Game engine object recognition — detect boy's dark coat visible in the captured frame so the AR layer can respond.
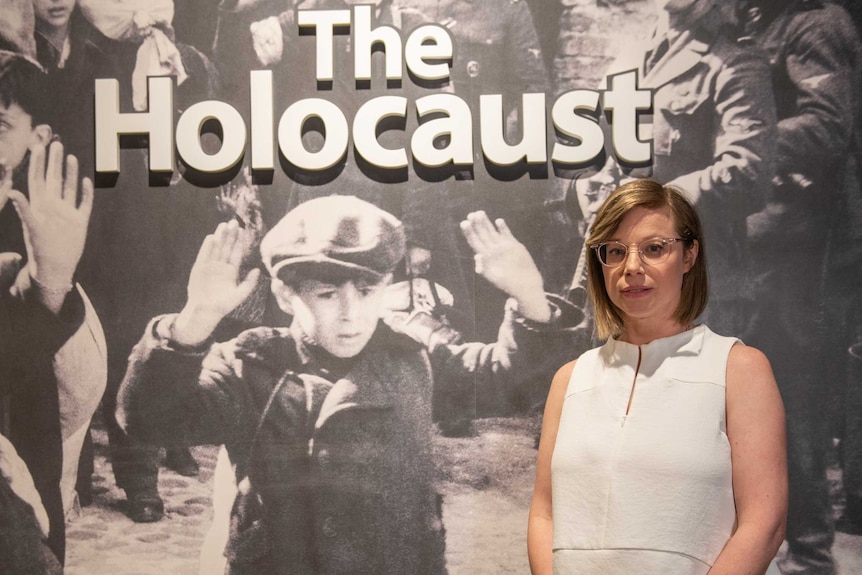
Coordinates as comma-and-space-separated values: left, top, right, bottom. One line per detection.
119, 306, 556, 575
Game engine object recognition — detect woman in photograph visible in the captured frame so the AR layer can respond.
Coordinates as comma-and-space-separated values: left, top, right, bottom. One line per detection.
528, 179, 787, 575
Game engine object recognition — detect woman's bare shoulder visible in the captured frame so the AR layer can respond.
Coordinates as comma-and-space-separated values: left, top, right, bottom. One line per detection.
726, 342, 781, 403
544, 359, 577, 413
727, 342, 775, 383
553, 359, 577, 382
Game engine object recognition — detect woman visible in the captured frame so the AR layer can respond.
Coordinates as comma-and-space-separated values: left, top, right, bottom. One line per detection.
528, 180, 787, 575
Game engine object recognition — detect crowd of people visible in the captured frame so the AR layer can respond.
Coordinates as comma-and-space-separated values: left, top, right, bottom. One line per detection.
0, 0, 860, 574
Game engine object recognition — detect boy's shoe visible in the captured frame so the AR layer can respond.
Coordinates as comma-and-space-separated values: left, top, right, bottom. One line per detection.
164, 447, 200, 477
438, 418, 475, 438
125, 489, 164, 523
836, 494, 862, 535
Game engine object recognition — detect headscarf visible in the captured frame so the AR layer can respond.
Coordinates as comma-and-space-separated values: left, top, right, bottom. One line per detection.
0, 0, 38, 63
78, 0, 187, 110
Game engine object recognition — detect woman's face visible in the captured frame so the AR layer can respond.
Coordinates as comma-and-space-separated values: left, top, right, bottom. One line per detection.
33, 0, 75, 31
601, 206, 697, 332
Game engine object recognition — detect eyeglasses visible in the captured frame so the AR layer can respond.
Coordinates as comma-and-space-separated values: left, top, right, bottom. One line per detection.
593, 238, 687, 267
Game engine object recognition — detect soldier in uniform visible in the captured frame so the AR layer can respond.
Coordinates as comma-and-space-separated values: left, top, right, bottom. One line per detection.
524, 0, 562, 76
400, 0, 551, 344
422, 0, 549, 118
740, 1, 861, 573
577, 0, 777, 338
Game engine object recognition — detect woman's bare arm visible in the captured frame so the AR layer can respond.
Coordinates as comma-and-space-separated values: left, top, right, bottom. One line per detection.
528, 360, 576, 575
708, 344, 787, 575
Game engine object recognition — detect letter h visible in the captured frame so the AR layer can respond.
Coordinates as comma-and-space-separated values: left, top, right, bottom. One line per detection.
95, 77, 174, 173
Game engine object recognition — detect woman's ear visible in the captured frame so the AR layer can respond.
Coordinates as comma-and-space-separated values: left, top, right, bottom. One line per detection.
683, 239, 699, 272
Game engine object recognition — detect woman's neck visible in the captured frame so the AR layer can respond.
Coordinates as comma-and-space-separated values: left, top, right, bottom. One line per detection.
37, 22, 70, 53
618, 318, 693, 346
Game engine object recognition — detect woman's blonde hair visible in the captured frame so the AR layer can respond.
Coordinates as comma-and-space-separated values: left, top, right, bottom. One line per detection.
586, 179, 707, 339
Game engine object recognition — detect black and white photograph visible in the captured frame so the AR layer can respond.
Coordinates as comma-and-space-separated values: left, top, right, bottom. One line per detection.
1, 0, 861, 573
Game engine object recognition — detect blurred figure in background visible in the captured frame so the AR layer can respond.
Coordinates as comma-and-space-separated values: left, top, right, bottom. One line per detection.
573, 0, 777, 338
30, 0, 221, 523
739, 1, 861, 573
0, 44, 105, 566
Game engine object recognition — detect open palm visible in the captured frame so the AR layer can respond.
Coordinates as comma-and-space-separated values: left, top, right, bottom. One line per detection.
172, 220, 261, 347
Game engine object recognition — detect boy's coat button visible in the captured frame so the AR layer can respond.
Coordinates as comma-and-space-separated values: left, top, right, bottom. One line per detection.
322, 516, 337, 538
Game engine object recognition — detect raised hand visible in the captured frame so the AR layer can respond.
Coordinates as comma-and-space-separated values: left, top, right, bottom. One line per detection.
171, 220, 262, 347
6, 141, 93, 302
460, 211, 551, 323
573, 158, 618, 227
217, 167, 267, 272
250, 16, 284, 66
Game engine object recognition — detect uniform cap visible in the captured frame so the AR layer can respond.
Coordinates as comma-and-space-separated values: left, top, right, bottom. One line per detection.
261, 195, 406, 283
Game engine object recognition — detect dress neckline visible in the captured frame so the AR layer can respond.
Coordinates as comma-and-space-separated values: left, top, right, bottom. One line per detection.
612, 324, 704, 349
606, 325, 707, 372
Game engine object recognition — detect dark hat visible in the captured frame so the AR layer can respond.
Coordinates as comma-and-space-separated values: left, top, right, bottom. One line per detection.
261, 195, 406, 283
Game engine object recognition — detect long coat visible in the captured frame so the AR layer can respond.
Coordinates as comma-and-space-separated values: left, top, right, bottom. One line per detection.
1, 183, 107, 564
604, 24, 777, 331
0, 258, 105, 564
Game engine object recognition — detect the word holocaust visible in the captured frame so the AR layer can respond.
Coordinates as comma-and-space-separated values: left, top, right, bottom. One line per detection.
94, 6, 653, 178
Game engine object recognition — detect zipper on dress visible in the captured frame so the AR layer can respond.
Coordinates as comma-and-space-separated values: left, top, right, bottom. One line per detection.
621, 346, 642, 427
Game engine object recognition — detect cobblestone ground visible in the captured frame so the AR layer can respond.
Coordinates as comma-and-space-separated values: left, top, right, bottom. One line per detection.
65, 427, 218, 575
64, 420, 541, 575
63, 420, 862, 575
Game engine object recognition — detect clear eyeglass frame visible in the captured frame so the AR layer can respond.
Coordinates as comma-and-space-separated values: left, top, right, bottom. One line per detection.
592, 237, 687, 267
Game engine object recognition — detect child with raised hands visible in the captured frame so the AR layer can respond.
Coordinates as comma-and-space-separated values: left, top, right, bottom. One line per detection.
118, 195, 567, 575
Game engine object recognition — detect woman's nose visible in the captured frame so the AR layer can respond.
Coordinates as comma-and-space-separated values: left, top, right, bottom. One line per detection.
623, 247, 643, 273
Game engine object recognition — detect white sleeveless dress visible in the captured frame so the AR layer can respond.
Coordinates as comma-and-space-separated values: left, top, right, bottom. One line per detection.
551, 325, 779, 574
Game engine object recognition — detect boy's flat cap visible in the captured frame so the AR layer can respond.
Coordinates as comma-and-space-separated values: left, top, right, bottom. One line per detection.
261, 195, 406, 282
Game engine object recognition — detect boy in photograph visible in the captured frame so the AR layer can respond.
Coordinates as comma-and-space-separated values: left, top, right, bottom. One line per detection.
118, 195, 565, 574
0, 50, 106, 566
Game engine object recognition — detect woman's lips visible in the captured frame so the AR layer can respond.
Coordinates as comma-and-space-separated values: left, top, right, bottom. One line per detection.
621, 286, 652, 298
